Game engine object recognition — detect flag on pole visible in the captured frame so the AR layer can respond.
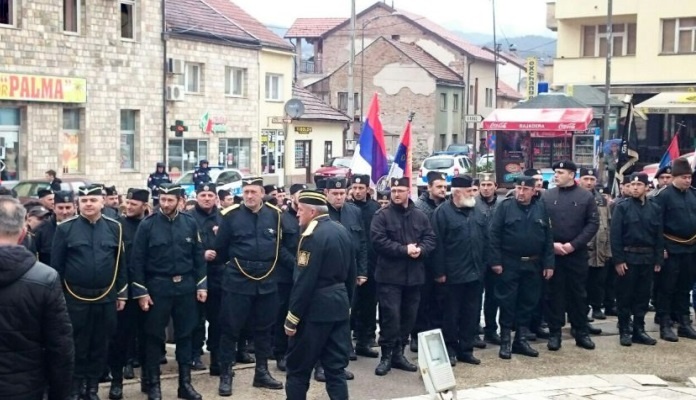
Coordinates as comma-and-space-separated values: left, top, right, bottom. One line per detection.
658, 133, 680, 169
614, 101, 640, 195
388, 116, 413, 180
350, 93, 389, 186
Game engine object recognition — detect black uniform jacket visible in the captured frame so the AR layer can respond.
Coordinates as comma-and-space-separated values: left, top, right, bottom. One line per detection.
189, 204, 224, 289
118, 214, 143, 299
414, 192, 443, 219
489, 197, 555, 270
350, 196, 381, 276
130, 210, 206, 298
34, 215, 57, 265
653, 184, 696, 254
51, 214, 127, 303
542, 183, 599, 251
431, 200, 489, 283
611, 197, 664, 265
147, 171, 171, 199
328, 202, 368, 278
277, 206, 301, 284
284, 215, 357, 332
371, 200, 437, 286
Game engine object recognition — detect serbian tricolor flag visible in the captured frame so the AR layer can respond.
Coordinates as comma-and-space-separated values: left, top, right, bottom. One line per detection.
350, 93, 389, 185
388, 118, 412, 180
658, 134, 680, 169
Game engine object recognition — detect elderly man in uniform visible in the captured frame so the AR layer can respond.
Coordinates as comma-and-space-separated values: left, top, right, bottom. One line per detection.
431, 176, 488, 366
371, 177, 436, 376
51, 184, 127, 400
542, 160, 599, 351
284, 190, 357, 400
611, 172, 663, 347
130, 183, 207, 400
489, 176, 554, 359
652, 158, 696, 341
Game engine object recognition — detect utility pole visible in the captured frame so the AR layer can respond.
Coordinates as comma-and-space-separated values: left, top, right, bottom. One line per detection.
492, 0, 498, 109
347, 0, 356, 143
600, 0, 613, 183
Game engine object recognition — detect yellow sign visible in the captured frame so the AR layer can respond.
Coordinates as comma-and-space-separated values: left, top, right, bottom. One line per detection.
0, 73, 87, 103
526, 57, 538, 100
294, 126, 312, 134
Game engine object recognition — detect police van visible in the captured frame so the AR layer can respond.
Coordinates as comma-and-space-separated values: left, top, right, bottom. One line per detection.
176, 167, 244, 199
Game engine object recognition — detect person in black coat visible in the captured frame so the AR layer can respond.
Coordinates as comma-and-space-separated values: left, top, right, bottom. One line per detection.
0, 197, 74, 400
45, 169, 63, 191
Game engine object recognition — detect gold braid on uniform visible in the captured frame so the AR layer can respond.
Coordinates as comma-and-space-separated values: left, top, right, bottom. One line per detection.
663, 232, 696, 245
233, 203, 282, 281
64, 221, 123, 302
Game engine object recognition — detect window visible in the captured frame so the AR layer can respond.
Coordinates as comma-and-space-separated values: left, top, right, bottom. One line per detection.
120, 110, 138, 169
0, 0, 14, 26
337, 92, 360, 112
582, 23, 637, 57
219, 138, 251, 174
62, 109, 82, 173
225, 67, 246, 97
485, 88, 493, 108
453, 94, 459, 112
662, 18, 696, 54
324, 141, 333, 165
265, 74, 283, 101
63, 0, 79, 33
216, 170, 242, 185
469, 85, 474, 105
168, 139, 209, 178
120, 0, 135, 40
185, 63, 201, 93
440, 93, 448, 110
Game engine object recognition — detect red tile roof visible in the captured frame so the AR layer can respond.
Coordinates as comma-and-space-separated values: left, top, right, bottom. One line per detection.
285, 18, 346, 39
166, 0, 258, 44
388, 40, 462, 83
292, 85, 350, 122
498, 81, 524, 100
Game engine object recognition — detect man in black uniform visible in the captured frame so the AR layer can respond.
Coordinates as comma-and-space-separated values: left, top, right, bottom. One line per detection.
542, 160, 599, 351
92, 184, 120, 219
130, 183, 207, 400
193, 160, 212, 187
214, 177, 289, 396
105, 186, 120, 210
218, 189, 235, 208
37, 187, 55, 212
108, 188, 149, 399
371, 177, 436, 376
610, 172, 663, 346
652, 157, 696, 341
51, 184, 127, 400
34, 190, 76, 265
188, 182, 220, 372
489, 176, 554, 360
147, 162, 171, 207
376, 190, 390, 208
284, 190, 357, 400
349, 174, 381, 358
431, 176, 488, 366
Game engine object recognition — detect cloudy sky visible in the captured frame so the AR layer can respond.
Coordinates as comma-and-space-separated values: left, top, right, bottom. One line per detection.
234, 0, 555, 37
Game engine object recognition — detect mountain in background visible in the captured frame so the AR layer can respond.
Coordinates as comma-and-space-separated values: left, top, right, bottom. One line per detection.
454, 32, 557, 62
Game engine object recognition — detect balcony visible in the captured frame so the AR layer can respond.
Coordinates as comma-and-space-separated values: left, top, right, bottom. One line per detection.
546, 2, 557, 32
299, 59, 323, 74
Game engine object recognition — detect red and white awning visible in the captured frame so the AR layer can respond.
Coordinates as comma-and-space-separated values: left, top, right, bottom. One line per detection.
482, 108, 593, 131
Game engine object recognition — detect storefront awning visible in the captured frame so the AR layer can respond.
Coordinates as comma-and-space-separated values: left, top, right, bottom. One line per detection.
482, 108, 593, 131
635, 92, 696, 114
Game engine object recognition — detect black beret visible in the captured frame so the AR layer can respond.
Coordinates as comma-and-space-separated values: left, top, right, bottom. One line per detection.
196, 182, 217, 194
654, 165, 673, 179
290, 183, 308, 195
217, 189, 231, 199
158, 183, 184, 197
630, 172, 649, 185
523, 168, 542, 177
451, 176, 473, 188
278, 186, 286, 193
242, 177, 264, 187
552, 160, 577, 172
622, 174, 632, 185
351, 174, 370, 186
377, 190, 391, 201
389, 177, 409, 188
316, 179, 327, 189
126, 188, 150, 203
426, 171, 447, 183
27, 206, 50, 218
263, 184, 278, 194
579, 168, 597, 178
472, 178, 480, 187
515, 176, 536, 187
298, 190, 328, 206
104, 186, 117, 196
326, 178, 348, 190
54, 191, 74, 204
37, 188, 54, 198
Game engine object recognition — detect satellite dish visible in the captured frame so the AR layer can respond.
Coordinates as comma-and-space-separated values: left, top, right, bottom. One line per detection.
284, 99, 305, 119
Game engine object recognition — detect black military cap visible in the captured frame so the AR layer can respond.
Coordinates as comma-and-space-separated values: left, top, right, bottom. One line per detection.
156, 162, 165, 168
451, 176, 473, 188
472, 178, 480, 187
217, 189, 231, 199
54, 191, 74, 204
104, 186, 118, 196
298, 190, 328, 206
630, 172, 649, 185
596, 185, 611, 195
515, 176, 537, 187
579, 168, 597, 178
278, 186, 286, 193
242, 177, 264, 187
37, 188, 53, 198
126, 188, 150, 203
479, 173, 495, 183
351, 174, 370, 186
654, 165, 673, 179
158, 183, 184, 197
27, 206, 50, 218
91, 183, 107, 195
426, 171, 447, 183
78, 184, 105, 197
523, 168, 542, 177
326, 178, 348, 190
621, 174, 632, 185
196, 182, 217, 194
290, 183, 307, 195
552, 160, 577, 172
263, 184, 278, 194
389, 177, 409, 188
316, 179, 327, 190
377, 190, 391, 201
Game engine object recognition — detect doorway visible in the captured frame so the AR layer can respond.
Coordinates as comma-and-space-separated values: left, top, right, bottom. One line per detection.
294, 140, 312, 184
0, 108, 20, 181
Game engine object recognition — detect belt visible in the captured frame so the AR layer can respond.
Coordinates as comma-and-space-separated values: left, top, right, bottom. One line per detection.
503, 254, 540, 262
663, 233, 696, 246
317, 283, 345, 294
623, 246, 653, 254
149, 273, 188, 283
64, 283, 110, 299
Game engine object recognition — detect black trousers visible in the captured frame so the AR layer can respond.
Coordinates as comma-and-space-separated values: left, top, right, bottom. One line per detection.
108, 300, 142, 374
656, 252, 696, 318
587, 266, 607, 310
143, 293, 198, 370
67, 300, 117, 379
411, 279, 445, 338
616, 263, 652, 322
218, 291, 278, 365
191, 302, 206, 358
205, 286, 222, 355
604, 258, 617, 309
495, 267, 542, 330
483, 269, 500, 333
545, 250, 589, 333
273, 282, 293, 358
286, 319, 350, 400
442, 281, 483, 353
352, 277, 378, 346
377, 284, 420, 348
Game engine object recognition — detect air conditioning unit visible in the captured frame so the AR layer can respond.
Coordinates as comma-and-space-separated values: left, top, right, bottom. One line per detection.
166, 85, 185, 102
168, 58, 185, 75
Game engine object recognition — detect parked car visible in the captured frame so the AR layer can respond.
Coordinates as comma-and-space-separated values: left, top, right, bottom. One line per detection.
432, 143, 474, 158
13, 178, 92, 204
176, 167, 244, 199
313, 155, 395, 184
417, 154, 472, 195
476, 153, 494, 169
642, 152, 695, 183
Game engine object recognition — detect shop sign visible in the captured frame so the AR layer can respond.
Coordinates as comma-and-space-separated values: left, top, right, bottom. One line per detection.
0, 73, 86, 103
294, 126, 312, 134
200, 112, 227, 134
526, 57, 537, 100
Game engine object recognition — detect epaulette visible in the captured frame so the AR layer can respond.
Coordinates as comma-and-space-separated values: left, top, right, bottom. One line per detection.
57, 215, 79, 225
220, 204, 240, 216
265, 202, 282, 213
302, 219, 319, 237
102, 215, 122, 225
651, 186, 668, 197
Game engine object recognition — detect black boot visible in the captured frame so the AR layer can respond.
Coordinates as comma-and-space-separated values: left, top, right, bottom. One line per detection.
677, 316, 696, 339
592, 307, 606, 320
252, 359, 283, 390
484, 330, 502, 345
574, 328, 596, 350
498, 329, 512, 360
236, 350, 255, 364
375, 347, 392, 376
512, 328, 538, 357
313, 364, 326, 382
409, 337, 419, 352
147, 371, 162, 400
355, 343, 379, 358
100, 369, 112, 383
588, 323, 603, 335
276, 354, 287, 371
67, 378, 84, 400
473, 335, 487, 349
108, 369, 124, 400
123, 363, 135, 380
349, 344, 358, 361
177, 365, 202, 400
456, 351, 481, 365
391, 345, 417, 372
191, 355, 206, 371
218, 363, 234, 397
535, 326, 550, 339
632, 319, 656, 345
660, 318, 679, 342
85, 378, 100, 400
547, 330, 561, 351
618, 317, 632, 347
209, 352, 220, 376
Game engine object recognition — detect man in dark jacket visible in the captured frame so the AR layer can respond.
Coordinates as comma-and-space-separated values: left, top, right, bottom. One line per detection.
371, 177, 437, 377
147, 162, 171, 207
45, 169, 63, 191
431, 176, 488, 366
34, 191, 76, 265
193, 160, 212, 187
0, 197, 74, 400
